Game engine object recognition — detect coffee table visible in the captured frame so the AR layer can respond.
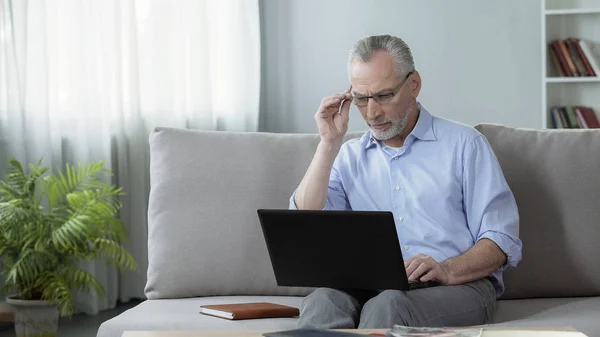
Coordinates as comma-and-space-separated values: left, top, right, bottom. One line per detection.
122, 327, 585, 337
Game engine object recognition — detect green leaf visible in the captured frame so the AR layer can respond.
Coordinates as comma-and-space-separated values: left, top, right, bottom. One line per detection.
40, 273, 75, 316
94, 238, 137, 270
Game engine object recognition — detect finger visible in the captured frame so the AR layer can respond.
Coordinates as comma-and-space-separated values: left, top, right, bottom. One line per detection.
404, 258, 423, 278
408, 262, 432, 281
329, 93, 349, 101
419, 269, 437, 283
316, 107, 341, 121
322, 97, 342, 109
320, 92, 350, 109
339, 98, 351, 120
318, 98, 344, 114
404, 254, 426, 268
404, 258, 416, 269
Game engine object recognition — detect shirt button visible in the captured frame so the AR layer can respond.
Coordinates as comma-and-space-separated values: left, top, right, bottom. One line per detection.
404, 245, 409, 251
399, 216, 404, 222
395, 186, 400, 191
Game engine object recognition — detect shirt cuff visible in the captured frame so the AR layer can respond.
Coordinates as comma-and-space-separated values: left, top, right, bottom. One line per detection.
289, 191, 298, 210
478, 231, 522, 272
289, 190, 332, 210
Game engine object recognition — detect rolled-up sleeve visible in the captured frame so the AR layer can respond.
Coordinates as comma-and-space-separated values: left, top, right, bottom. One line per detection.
289, 145, 351, 211
463, 135, 523, 271
289, 191, 299, 209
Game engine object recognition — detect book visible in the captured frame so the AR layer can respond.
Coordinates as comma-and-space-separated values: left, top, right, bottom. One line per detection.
549, 45, 566, 77
199, 302, 299, 320
564, 106, 580, 128
558, 107, 570, 128
579, 40, 600, 77
551, 41, 573, 76
566, 39, 589, 76
551, 107, 564, 128
575, 107, 589, 128
576, 106, 600, 128
558, 40, 579, 76
573, 39, 596, 76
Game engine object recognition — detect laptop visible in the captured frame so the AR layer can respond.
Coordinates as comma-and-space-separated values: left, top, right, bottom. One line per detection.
257, 209, 438, 291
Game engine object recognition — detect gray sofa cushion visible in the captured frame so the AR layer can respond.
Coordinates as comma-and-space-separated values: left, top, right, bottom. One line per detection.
96, 296, 303, 337
475, 125, 600, 299
145, 128, 364, 299
493, 297, 600, 337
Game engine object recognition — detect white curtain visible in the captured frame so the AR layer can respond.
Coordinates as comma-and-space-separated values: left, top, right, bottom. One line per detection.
0, 0, 260, 314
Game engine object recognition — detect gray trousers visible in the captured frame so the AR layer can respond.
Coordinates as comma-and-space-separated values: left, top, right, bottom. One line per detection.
297, 278, 497, 329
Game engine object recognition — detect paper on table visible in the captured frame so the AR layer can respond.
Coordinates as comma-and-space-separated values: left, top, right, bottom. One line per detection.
387, 325, 589, 337
483, 331, 588, 337
387, 325, 482, 337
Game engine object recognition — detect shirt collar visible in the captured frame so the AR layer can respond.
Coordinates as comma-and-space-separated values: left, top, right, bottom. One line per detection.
362, 101, 436, 149
412, 102, 436, 142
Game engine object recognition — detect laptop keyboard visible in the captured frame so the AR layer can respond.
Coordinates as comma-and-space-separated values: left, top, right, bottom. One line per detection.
408, 280, 439, 290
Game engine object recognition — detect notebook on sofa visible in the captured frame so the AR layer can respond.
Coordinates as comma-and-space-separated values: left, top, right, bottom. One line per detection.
199, 302, 299, 320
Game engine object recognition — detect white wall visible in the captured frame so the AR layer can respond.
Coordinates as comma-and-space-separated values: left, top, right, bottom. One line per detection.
259, 0, 542, 133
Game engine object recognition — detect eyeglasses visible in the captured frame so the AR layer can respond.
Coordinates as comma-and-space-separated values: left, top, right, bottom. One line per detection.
350, 71, 414, 107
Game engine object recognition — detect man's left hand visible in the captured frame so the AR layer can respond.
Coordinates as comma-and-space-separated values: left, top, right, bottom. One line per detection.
404, 254, 452, 285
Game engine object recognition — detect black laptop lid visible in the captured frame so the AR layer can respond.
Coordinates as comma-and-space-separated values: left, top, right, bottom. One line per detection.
257, 209, 410, 291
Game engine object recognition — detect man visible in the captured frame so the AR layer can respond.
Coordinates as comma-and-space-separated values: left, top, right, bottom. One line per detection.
289, 35, 522, 329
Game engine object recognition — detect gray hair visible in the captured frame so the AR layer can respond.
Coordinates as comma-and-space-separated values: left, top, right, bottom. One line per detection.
348, 35, 415, 78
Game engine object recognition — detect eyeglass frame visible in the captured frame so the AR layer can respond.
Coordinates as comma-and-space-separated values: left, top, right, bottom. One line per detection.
350, 71, 414, 107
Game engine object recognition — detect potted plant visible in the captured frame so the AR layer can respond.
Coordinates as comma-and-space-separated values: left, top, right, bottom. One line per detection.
0, 158, 137, 337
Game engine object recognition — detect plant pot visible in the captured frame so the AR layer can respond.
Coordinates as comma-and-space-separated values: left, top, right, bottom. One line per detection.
6, 296, 59, 337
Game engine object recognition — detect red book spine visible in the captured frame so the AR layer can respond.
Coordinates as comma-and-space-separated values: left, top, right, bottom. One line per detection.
558, 40, 579, 76
573, 39, 596, 76
577, 107, 600, 128
551, 41, 572, 76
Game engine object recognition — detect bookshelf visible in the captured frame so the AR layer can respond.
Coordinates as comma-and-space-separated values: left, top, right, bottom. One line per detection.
542, 0, 600, 128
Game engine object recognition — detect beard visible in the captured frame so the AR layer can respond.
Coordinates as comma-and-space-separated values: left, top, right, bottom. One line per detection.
369, 103, 414, 141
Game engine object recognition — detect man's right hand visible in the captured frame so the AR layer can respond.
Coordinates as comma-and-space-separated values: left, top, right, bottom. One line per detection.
315, 89, 352, 145
294, 88, 352, 210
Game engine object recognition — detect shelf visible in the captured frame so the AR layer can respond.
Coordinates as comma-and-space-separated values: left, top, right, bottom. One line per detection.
545, 8, 600, 15
545, 77, 600, 83
542, 0, 600, 128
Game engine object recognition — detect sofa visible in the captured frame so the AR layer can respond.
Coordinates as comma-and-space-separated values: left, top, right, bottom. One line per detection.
97, 124, 600, 337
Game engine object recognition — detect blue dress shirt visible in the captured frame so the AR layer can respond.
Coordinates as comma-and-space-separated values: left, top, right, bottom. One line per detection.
290, 103, 523, 297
